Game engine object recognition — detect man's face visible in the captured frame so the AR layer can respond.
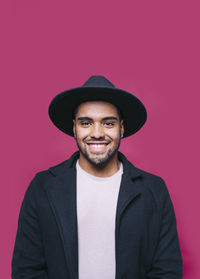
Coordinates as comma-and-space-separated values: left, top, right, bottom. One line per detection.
73, 101, 124, 166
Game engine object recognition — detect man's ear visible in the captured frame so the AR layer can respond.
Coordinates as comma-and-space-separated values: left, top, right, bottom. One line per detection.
120, 120, 124, 138
73, 120, 76, 138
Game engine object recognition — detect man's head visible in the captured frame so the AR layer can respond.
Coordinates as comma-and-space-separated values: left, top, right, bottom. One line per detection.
73, 101, 124, 167
48, 75, 147, 138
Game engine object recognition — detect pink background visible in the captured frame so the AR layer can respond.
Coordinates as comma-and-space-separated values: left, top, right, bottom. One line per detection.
1, 0, 200, 278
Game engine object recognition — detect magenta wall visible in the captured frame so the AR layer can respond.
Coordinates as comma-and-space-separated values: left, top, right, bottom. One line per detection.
2, 1, 200, 278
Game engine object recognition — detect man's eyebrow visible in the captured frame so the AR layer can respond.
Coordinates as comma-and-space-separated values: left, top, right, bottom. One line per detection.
102, 117, 118, 121
77, 116, 118, 121
77, 117, 92, 121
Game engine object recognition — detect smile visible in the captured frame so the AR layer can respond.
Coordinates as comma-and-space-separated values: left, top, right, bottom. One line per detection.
86, 143, 110, 153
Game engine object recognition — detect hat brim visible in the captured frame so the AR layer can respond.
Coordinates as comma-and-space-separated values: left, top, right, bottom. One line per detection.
48, 86, 147, 138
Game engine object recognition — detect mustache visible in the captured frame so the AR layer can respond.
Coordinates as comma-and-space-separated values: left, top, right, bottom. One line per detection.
84, 138, 111, 143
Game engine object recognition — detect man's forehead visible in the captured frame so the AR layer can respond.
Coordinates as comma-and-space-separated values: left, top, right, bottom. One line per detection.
75, 101, 118, 114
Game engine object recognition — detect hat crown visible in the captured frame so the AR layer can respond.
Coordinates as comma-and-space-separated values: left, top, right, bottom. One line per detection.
82, 75, 115, 88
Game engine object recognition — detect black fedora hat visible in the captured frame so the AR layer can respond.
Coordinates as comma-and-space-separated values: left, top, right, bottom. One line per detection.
48, 75, 147, 138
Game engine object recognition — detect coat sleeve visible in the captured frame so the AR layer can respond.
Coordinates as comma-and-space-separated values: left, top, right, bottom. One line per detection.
12, 174, 49, 279
147, 178, 183, 279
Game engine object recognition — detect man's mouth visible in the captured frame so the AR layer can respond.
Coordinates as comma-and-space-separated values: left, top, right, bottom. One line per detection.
86, 142, 110, 153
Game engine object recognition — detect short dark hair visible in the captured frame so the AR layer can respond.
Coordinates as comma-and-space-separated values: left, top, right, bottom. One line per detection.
73, 101, 123, 122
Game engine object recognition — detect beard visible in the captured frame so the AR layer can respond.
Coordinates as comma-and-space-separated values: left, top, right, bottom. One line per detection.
75, 137, 121, 167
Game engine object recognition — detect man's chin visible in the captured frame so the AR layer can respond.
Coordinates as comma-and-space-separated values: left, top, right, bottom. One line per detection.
77, 140, 121, 167
86, 155, 109, 166
82, 150, 117, 167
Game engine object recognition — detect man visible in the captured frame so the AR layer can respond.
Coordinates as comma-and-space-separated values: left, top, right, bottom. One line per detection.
12, 76, 183, 279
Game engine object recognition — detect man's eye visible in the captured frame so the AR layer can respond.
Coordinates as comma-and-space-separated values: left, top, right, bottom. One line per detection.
81, 122, 91, 126
104, 122, 114, 127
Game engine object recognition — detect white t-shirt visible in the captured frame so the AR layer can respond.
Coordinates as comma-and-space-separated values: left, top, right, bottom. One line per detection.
76, 160, 123, 279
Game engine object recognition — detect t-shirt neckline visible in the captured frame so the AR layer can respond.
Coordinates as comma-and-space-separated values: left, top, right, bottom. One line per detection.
76, 159, 123, 181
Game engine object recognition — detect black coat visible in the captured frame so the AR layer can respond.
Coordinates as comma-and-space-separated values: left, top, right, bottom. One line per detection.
12, 151, 183, 279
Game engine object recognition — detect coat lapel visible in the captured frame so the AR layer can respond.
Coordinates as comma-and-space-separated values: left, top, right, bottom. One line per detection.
44, 151, 144, 279
45, 152, 79, 279
116, 152, 143, 233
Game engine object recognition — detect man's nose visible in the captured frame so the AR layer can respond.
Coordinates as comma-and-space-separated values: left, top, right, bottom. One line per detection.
90, 123, 104, 138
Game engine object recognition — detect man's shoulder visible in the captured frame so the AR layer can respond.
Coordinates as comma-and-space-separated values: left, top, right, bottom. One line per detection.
132, 165, 167, 189
121, 152, 165, 183
136, 166, 166, 185
122, 153, 169, 197
28, 152, 79, 190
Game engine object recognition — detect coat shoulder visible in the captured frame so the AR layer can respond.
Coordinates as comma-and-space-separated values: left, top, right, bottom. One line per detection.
26, 153, 77, 195
130, 167, 173, 214
129, 162, 170, 200
120, 152, 169, 197
33, 151, 79, 181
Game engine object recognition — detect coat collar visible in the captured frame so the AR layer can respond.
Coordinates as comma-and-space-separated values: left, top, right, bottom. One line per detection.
48, 150, 144, 179
46, 151, 144, 279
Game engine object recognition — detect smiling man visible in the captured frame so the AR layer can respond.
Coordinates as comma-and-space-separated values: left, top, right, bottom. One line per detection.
12, 76, 183, 279
73, 101, 124, 176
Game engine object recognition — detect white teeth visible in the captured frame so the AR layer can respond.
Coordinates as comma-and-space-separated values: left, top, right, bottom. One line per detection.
89, 144, 106, 148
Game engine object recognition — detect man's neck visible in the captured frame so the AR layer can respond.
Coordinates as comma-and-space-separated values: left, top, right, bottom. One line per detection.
78, 153, 121, 177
